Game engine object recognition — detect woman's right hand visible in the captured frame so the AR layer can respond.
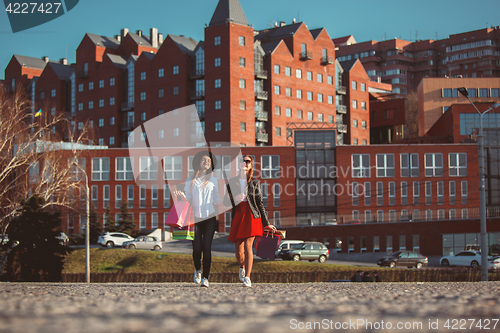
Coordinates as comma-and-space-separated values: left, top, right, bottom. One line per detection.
172, 190, 186, 201
234, 193, 245, 204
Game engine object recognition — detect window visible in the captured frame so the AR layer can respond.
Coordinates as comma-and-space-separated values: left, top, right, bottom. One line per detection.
352, 81, 357, 90
386, 235, 392, 252
413, 181, 420, 205
401, 153, 419, 177
88, 101, 94, 109
239, 79, 246, 89
261, 183, 268, 207
240, 100, 246, 110
158, 68, 164, 77
352, 154, 370, 177
318, 113, 324, 122
352, 100, 357, 109
361, 102, 367, 110
361, 182, 371, 206
389, 182, 396, 205
158, 89, 164, 98
140, 157, 158, 180
286, 87, 291, 97
140, 185, 146, 208
296, 69, 302, 79
92, 158, 110, 181
307, 111, 313, 120
214, 58, 221, 67
89, 82, 93, 90
98, 119, 104, 127
109, 137, 115, 145
274, 64, 280, 74
296, 90, 302, 99
115, 185, 122, 209
273, 183, 281, 207
240, 122, 246, 132
353, 119, 358, 128
164, 156, 182, 180
450, 181, 456, 205
285, 67, 291, 76
78, 84, 83, 92
173, 66, 179, 75
51, 89, 56, 97
127, 185, 134, 208
318, 93, 323, 103
239, 57, 245, 67
491, 88, 500, 98
214, 36, 220, 45
352, 182, 359, 206
461, 181, 468, 204
307, 91, 313, 101
141, 112, 146, 121
173, 86, 179, 95
215, 122, 221, 131
479, 88, 488, 97
401, 181, 408, 205
215, 101, 221, 110
152, 212, 158, 229
286, 108, 292, 117
297, 110, 303, 119
215, 79, 221, 88
275, 127, 281, 136
110, 97, 115, 106
239, 36, 245, 46
261, 155, 280, 179
328, 95, 334, 104
275, 106, 281, 116
140, 213, 146, 229
425, 181, 432, 205
362, 121, 367, 129
164, 184, 170, 208
449, 153, 467, 176
376, 154, 395, 177
317, 73, 323, 83
99, 99, 104, 107
110, 117, 115, 125
437, 181, 444, 205
140, 72, 146, 80
307, 71, 312, 80
140, 92, 146, 101
361, 83, 366, 91
353, 139, 358, 145
274, 85, 280, 95
425, 153, 443, 176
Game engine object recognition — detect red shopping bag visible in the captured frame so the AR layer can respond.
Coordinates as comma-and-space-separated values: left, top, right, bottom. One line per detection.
165, 201, 190, 228
256, 233, 282, 260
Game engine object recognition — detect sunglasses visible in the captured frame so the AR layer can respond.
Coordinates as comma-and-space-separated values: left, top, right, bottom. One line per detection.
242, 159, 252, 165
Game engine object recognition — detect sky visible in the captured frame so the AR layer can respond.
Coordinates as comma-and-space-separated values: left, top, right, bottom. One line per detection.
1, 0, 499, 80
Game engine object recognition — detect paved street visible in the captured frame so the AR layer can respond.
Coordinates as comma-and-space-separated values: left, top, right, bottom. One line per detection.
0, 282, 499, 333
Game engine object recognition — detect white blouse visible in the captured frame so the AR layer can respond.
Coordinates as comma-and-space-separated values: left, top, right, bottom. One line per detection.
185, 176, 220, 218
239, 178, 248, 202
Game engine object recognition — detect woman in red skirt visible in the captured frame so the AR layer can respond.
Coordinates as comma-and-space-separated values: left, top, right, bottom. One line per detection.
224, 155, 277, 287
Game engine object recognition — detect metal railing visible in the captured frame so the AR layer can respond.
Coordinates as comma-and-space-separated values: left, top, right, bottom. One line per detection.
255, 111, 268, 121
255, 90, 268, 100
336, 105, 347, 114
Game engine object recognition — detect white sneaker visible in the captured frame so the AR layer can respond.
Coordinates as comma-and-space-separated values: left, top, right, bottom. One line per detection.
243, 276, 251, 287
193, 269, 202, 284
200, 277, 209, 288
239, 267, 245, 282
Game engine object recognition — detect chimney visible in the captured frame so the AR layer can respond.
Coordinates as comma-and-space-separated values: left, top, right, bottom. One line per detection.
293, 18, 297, 24
150, 28, 158, 48
115, 35, 121, 43
279, 21, 286, 27
121, 28, 129, 40
136, 30, 142, 37
158, 33, 164, 45
42, 56, 49, 63
274, 22, 278, 27
60, 58, 67, 65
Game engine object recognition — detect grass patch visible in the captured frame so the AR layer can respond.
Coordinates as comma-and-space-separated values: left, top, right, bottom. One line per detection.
63, 248, 372, 274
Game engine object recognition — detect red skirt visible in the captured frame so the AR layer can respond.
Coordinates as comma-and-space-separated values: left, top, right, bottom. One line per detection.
228, 201, 263, 242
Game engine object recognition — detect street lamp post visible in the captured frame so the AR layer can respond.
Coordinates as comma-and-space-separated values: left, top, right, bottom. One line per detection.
458, 87, 500, 281
73, 160, 90, 283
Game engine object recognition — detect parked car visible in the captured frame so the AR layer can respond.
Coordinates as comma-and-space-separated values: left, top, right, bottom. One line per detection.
489, 256, 500, 270
440, 251, 483, 268
123, 236, 162, 251
97, 232, 134, 248
275, 240, 304, 258
280, 241, 329, 263
377, 250, 428, 269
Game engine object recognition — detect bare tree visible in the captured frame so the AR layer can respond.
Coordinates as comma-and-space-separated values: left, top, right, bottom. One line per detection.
405, 90, 419, 138
0, 85, 92, 238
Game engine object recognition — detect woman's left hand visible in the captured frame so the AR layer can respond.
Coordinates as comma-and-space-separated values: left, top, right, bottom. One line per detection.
266, 225, 277, 233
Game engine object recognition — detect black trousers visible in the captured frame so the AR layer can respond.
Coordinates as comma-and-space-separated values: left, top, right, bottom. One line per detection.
192, 216, 217, 279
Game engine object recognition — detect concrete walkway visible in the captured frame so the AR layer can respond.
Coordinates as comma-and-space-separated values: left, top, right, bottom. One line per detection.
0, 282, 499, 333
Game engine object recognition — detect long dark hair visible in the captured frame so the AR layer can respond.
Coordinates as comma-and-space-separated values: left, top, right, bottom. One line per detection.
243, 155, 254, 183
191, 153, 214, 189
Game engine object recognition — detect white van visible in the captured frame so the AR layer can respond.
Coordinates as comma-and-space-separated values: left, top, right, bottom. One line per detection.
275, 240, 305, 258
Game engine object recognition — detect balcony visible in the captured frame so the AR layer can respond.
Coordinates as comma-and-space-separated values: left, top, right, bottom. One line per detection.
78, 70, 88, 79
300, 51, 313, 60
190, 68, 205, 79
255, 111, 268, 121
256, 132, 268, 143
190, 90, 205, 100
321, 56, 334, 65
121, 121, 134, 131
255, 90, 268, 100
121, 102, 134, 111
336, 86, 346, 94
255, 70, 268, 79
336, 105, 347, 114
190, 110, 205, 121
336, 123, 347, 133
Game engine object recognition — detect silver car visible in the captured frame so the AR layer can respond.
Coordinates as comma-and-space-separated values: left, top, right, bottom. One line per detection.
123, 236, 162, 251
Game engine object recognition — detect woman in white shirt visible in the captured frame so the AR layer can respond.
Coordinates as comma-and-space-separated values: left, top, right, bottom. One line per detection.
173, 151, 221, 288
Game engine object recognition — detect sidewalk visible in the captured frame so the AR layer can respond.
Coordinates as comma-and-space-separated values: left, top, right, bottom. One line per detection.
0, 282, 498, 333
